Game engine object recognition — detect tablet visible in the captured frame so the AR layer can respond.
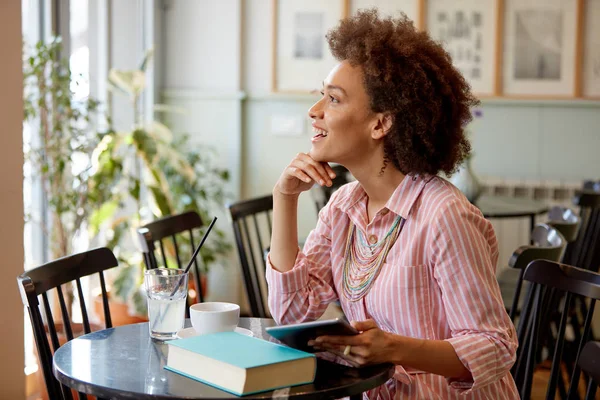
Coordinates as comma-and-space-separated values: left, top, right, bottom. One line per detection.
265, 318, 359, 352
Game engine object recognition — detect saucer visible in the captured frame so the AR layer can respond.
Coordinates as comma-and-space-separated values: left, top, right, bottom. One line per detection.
175, 327, 254, 339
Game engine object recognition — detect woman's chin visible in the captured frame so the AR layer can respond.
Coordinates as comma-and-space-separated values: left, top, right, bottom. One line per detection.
308, 148, 331, 163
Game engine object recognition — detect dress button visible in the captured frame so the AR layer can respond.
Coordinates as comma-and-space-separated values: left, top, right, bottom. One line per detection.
368, 235, 378, 244
380, 208, 389, 216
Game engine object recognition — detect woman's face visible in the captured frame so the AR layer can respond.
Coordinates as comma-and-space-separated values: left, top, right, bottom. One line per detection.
308, 61, 380, 165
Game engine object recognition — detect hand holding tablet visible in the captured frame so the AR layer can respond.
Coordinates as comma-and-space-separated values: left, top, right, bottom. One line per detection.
265, 318, 359, 352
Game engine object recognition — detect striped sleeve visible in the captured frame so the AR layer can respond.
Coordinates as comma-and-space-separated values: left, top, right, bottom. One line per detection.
429, 197, 518, 394
265, 204, 339, 325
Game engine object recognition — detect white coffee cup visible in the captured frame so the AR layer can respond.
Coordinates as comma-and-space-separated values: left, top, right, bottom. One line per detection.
189, 302, 240, 335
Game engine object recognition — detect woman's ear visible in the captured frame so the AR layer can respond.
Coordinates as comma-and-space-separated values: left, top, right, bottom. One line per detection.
372, 114, 393, 140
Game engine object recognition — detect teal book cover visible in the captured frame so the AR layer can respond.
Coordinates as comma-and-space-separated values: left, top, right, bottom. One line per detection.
164, 331, 316, 395
166, 331, 315, 368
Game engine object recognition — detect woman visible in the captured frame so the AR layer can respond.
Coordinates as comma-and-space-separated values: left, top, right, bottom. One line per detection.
266, 9, 518, 399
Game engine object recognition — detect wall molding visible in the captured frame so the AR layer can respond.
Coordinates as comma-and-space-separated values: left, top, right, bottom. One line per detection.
243, 92, 600, 107
161, 88, 247, 101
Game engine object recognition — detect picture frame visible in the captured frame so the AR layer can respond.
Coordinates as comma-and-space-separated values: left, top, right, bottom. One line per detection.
272, 0, 349, 93
502, 0, 579, 97
423, 0, 502, 97
582, 0, 600, 98
351, 0, 421, 28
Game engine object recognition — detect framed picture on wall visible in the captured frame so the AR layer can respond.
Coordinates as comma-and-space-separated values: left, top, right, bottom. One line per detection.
583, 0, 600, 98
272, 0, 349, 93
424, 0, 501, 96
502, 0, 579, 97
350, 0, 421, 28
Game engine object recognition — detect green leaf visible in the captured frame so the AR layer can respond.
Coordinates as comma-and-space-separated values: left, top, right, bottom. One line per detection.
148, 185, 172, 216
129, 179, 140, 201
108, 69, 146, 97
139, 48, 154, 72
88, 200, 119, 236
153, 104, 187, 115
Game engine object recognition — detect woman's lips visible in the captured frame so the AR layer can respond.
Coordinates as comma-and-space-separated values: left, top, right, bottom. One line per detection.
311, 127, 328, 142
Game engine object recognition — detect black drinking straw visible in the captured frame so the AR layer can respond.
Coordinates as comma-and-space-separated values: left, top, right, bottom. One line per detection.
169, 216, 218, 296
152, 216, 218, 332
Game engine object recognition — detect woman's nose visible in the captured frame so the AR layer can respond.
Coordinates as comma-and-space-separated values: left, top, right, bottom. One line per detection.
308, 100, 324, 119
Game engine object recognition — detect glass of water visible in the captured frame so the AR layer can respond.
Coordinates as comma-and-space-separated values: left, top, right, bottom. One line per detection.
144, 268, 188, 341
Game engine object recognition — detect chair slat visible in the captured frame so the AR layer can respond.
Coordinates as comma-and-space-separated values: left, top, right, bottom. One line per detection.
98, 271, 112, 329
60, 385, 74, 400
232, 220, 260, 317
567, 299, 597, 399
241, 217, 266, 317
57, 286, 74, 341
547, 291, 572, 399
252, 214, 267, 270
75, 278, 91, 334
172, 234, 182, 269
266, 211, 273, 237
42, 292, 60, 352
159, 240, 168, 269
521, 285, 542, 400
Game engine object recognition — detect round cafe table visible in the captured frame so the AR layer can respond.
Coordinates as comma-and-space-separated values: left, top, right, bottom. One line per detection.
53, 318, 394, 399
474, 194, 549, 233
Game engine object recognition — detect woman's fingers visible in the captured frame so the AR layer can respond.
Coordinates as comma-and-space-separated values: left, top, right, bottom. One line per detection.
288, 166, 312, 183
323, 163, 337, 180
312, 344, 363, 367
294, 153, 332, 186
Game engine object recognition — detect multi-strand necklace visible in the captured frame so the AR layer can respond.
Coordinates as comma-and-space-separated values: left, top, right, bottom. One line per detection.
341, 215, 405, 302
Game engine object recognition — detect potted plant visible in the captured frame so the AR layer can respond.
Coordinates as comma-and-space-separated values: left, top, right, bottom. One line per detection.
24, 39, 231, 324
88, 52, 231, 320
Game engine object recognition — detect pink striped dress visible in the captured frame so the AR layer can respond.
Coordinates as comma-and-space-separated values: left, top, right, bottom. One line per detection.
266, 174, 519, 399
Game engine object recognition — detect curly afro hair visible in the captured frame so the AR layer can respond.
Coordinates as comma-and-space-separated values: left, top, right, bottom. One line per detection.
326, 9, 478, 176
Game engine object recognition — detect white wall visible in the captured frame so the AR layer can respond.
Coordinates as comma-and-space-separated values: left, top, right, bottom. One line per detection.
0, 1, 25, 398
162, 0, 244, 307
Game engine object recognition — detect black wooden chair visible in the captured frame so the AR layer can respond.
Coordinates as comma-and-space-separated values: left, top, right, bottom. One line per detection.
137, 210, 206, 304
499, 223, 566, 322
512, 260, 600, 400
227, 195, 273, 318
310, 164, 351, 213
17, 247, 117, 400
563, 189, 600, 272
578, 341, 600, 399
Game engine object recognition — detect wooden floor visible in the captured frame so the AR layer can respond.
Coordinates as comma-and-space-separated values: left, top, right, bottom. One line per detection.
532, 366, 600, 400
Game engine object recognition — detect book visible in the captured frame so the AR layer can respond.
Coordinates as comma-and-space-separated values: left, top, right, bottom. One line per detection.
164, 331, 317, 396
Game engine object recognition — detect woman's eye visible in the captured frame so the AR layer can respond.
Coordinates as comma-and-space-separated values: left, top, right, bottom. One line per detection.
319, 91, 338, 104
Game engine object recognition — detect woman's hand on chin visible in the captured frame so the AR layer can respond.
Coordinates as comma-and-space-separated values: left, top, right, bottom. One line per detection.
274, 152, 336, 197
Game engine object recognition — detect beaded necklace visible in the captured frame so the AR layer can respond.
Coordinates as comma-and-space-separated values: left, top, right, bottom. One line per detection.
342, 215, 406, 302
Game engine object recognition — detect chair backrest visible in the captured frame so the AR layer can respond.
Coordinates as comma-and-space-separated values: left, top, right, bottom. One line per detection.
310, 164, 351, 213
578, 341, 600, 399
17, 247, 118, 400
137, 211, 205, 303
227, 195, 273, 318
512, 260, 600, 400
547, 206, 581, 243
507, 223, 566, 321
563, 190, 600, 272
